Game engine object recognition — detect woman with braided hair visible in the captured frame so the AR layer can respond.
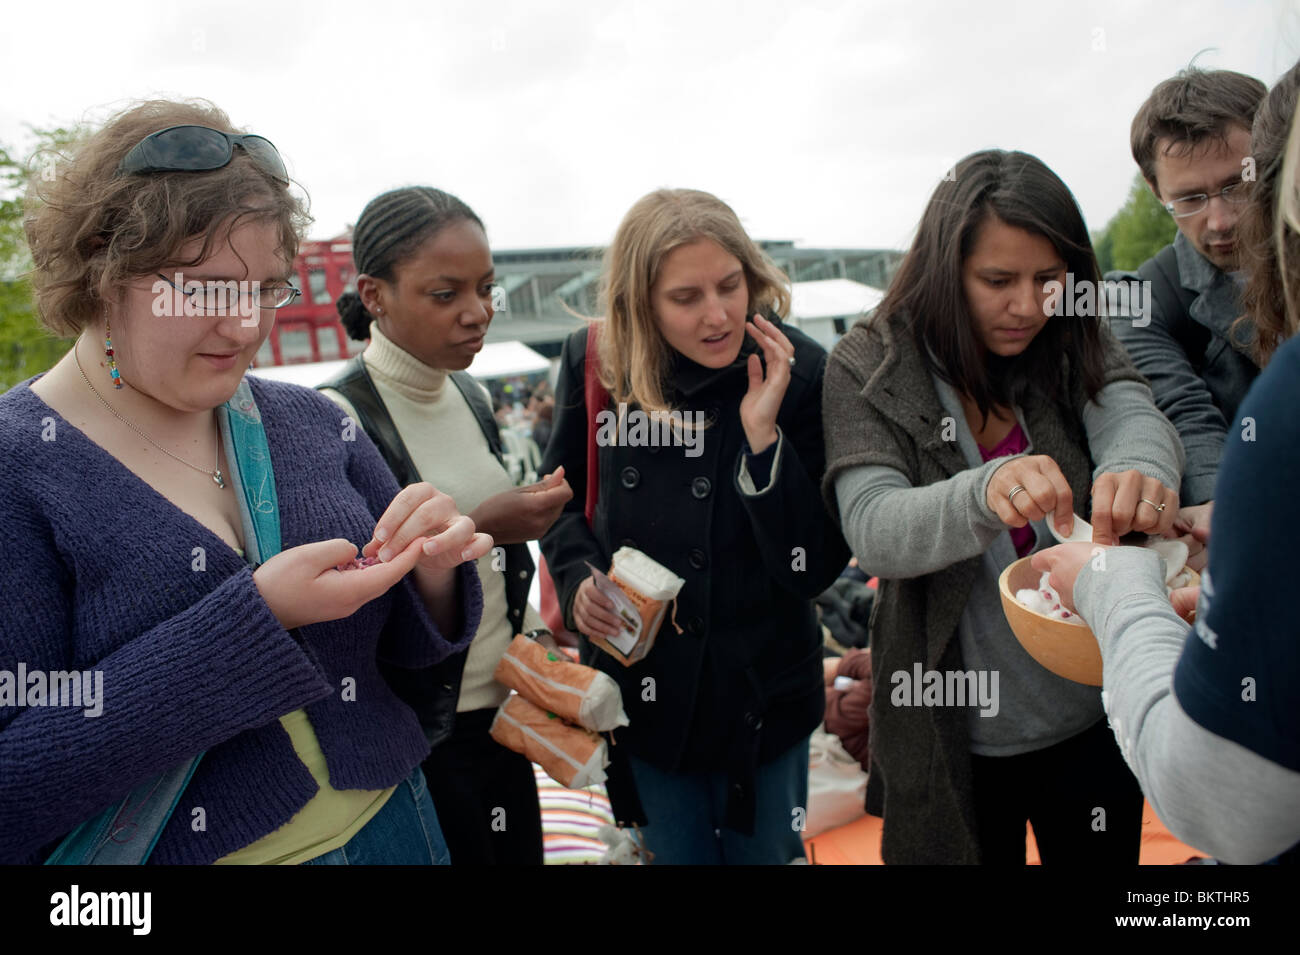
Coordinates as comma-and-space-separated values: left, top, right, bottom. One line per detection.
322, 186, 570, 864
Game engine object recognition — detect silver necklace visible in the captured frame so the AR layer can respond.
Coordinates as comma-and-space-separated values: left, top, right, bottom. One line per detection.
74, 345, 227, 489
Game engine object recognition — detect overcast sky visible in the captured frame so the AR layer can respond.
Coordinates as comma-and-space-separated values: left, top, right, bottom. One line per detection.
3, 0, 1296, 252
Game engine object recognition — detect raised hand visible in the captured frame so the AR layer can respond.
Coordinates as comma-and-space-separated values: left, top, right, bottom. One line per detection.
739, 314, 794, 455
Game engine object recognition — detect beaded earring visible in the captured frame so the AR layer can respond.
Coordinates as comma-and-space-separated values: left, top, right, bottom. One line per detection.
105, 318, 122, 389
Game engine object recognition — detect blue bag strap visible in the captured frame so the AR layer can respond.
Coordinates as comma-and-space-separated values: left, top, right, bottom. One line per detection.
43, 756, 206, 865
46, 378, 281, 864
217, 378, 283, 563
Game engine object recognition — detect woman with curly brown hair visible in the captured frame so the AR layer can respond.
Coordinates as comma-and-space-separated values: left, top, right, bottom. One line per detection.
0, 99, 489, 865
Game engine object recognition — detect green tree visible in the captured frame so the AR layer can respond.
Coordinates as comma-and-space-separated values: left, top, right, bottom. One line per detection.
1093, 227, 1115, 274
0, 127, 79, 391
1096, 171, 1178, 274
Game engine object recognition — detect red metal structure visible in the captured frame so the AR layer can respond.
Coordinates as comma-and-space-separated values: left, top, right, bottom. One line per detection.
260, 233, 362, 366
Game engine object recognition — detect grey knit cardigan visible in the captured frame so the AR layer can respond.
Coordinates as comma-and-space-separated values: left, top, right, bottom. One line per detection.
821, 310, 1148, 864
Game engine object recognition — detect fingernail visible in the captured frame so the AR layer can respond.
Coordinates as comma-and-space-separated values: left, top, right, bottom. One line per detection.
423, 539, 438, 555
461, 547, 475, 561
378, 546, 392, 562
375, 526, 390, 543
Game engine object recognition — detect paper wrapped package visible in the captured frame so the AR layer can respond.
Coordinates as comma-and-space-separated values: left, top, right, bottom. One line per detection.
586, 547, 685, 667
494, 634, 629, 732
489, 694, 609, 788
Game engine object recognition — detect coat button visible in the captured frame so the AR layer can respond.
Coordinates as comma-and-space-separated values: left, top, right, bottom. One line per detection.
687, 616, 704, 635
518, 570, 528, 579
620, 537, 638, 549
745, 711, 763, 730
691, 477, 712, 499
688, 548, 707, 570
620, 466, 640, 490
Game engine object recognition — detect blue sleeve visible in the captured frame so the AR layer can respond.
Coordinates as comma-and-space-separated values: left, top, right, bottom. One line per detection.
1172, 335, 1300, 772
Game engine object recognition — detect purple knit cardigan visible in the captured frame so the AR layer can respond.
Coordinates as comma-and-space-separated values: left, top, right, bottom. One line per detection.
0, 374, 483, 864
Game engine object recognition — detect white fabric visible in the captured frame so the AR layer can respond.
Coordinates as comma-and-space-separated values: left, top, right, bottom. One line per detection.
804, 727, 868, 837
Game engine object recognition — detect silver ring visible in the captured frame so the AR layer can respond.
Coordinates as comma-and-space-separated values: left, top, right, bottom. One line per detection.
788, 355, 796, 367
1008, 484, 1027, 504
1141, 497, 1166, 513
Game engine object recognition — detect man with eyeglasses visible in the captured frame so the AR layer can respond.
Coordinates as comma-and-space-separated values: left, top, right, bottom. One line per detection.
1105, 67, 1267, 563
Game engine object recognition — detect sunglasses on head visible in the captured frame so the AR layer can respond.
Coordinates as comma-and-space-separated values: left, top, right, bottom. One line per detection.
115, 125, 290, 185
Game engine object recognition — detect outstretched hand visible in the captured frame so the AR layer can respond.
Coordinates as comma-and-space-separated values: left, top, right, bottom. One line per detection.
470, 467, 572, 545
254, 537, 428, 632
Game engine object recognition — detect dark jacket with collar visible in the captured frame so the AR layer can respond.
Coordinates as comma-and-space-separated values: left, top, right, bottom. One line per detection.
820, 310, 1146, 864
1107, 232, 1259, 505
540, 322, 850, 833
317, 357, 535, 748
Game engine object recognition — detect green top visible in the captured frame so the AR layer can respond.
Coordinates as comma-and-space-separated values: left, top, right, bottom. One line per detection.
214, 547, 395, 864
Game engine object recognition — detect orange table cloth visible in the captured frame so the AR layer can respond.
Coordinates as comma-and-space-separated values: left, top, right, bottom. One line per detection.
803, 800, 1205, 865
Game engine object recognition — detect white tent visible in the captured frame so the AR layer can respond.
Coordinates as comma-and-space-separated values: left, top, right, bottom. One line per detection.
788, 279, 884, 348
247, 339, 551, 389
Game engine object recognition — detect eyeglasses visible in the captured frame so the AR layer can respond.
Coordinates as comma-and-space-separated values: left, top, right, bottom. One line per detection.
156, 273, 301, 312
1163, 180, 1250, 218
116, 125, 290, 185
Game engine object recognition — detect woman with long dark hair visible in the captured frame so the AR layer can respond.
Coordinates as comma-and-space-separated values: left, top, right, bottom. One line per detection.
822, 150, 1184, 864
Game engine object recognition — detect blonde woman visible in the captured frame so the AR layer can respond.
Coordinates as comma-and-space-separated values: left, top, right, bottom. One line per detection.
539, 188, 850, 865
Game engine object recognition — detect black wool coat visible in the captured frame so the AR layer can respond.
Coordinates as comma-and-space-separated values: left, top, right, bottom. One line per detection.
540, 322, 850, 833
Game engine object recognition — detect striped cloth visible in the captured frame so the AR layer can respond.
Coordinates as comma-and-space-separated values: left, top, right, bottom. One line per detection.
533, 764, 617, 864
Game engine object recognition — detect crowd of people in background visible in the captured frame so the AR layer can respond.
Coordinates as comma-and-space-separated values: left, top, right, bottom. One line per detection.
492, 380, 554, 455
1, 56, 1298, 867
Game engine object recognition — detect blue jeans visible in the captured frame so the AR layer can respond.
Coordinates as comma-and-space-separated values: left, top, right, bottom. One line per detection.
301, 766, 450, 865
626, 737, 811, 865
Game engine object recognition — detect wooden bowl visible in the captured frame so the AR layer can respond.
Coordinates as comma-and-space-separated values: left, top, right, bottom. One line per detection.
998, 554, 1200, 687
998, 556, 1102, 686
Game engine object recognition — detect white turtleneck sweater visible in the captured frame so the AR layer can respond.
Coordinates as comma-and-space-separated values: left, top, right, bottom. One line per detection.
321, 324, 540, 713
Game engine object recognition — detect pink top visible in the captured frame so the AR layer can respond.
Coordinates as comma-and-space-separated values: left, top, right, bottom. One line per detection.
978, 422, 1036, 558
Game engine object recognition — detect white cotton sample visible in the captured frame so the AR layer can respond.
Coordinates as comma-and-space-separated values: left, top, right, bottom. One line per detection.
1015, 571, 1087, 625
1018, 524, 1197, 624
1145, 538, 1190, 586
1049, 513, 1094, 545
1047, 514, 1195, 589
